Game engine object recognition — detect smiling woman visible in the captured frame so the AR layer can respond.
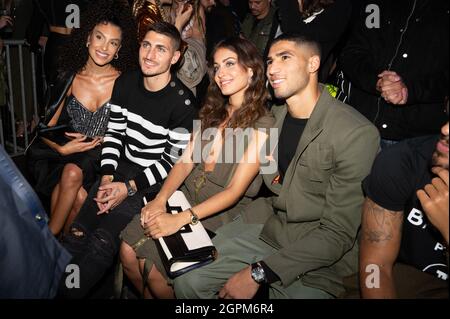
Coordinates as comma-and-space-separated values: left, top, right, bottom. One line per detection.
201, 37, 268, 129
26, 0, 139, 237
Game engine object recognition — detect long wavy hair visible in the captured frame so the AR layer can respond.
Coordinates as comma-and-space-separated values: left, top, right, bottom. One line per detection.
300, 0, 335, 18
199, 38, 268, 130
57, 0, 139, 76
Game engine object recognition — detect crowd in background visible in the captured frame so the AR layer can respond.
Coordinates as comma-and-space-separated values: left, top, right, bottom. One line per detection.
0, 0, 448, 299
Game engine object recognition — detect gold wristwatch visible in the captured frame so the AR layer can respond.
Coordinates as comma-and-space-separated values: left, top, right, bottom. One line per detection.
188, 208, 199, 225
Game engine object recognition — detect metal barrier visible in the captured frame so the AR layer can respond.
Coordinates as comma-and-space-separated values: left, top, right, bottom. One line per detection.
1, 39, 41, 157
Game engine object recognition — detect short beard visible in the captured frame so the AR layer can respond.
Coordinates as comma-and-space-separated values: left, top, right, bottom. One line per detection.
274, 78, 309, 100
431, 151, 449, 170
142, 71, 158, 77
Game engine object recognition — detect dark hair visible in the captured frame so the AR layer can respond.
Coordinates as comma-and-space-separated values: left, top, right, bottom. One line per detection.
301, 0, 335, 18
142, 21, 182, 52
57, 0, 139, 76
270, 33, 322, 58
199, 37, 268, 130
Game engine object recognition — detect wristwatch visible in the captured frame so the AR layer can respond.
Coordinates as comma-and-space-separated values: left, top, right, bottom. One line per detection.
124, 180, 137, 197
251, 262, 267, 284
188, 208, 199, 225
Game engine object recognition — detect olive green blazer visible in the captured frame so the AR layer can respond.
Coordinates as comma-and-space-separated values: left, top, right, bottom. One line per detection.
242, 85, 380, 297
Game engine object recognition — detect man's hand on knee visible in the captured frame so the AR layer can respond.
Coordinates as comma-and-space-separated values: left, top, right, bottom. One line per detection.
218, 266, 260, 299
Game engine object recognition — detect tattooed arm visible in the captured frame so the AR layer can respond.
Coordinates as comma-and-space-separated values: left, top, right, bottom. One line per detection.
359, 198, 404, 299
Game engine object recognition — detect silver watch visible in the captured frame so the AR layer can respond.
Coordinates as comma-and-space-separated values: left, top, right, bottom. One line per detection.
251, 262, 266, 284
125, 180, 137, 197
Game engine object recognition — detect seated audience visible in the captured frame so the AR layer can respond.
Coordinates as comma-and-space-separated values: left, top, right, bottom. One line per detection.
58, 22, 197, 298
172, 34, 380, 299
120, 37, 274, 298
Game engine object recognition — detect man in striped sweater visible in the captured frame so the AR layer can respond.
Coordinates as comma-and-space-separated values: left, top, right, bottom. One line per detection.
59, 22, 197, 298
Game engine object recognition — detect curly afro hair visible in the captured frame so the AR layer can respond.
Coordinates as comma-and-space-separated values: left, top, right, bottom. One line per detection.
57, 0, 139, 76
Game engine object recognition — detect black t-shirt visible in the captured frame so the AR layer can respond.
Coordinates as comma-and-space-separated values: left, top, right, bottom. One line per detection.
278, 112, 308, 182
363, 135, 448, 281
259, 112, 308, 283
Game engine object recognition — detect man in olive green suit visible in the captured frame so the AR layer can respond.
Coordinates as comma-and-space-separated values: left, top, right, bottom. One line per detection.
174, 34, 380, 299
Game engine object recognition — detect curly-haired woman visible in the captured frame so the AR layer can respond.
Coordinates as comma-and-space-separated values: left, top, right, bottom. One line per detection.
120, 37, 274, 298
29, 0, 139, 236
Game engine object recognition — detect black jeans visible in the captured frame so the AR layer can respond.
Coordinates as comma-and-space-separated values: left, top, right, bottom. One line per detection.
58, 160, 160, 298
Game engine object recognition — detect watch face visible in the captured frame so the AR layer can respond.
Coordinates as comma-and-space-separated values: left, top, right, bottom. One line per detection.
126, 181, 136, 196
251, 266, 266, 284
189, 209, 199, 225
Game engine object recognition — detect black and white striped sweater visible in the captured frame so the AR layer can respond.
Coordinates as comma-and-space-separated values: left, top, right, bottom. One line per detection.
100, 70, 198, 191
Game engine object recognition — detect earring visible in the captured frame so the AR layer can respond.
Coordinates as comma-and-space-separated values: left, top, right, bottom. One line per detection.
114, 53, 119, 60
86, 42, 90, 47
